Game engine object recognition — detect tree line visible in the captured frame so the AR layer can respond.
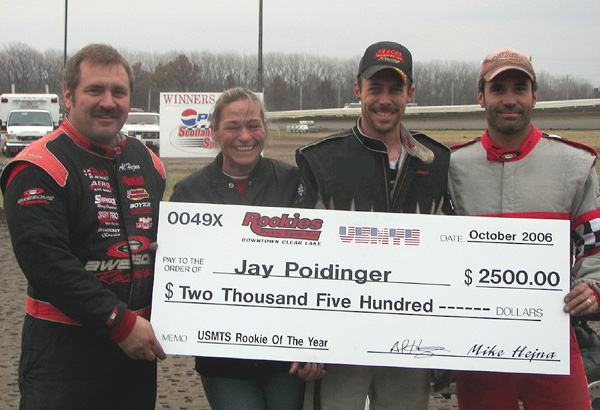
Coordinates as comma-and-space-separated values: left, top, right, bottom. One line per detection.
1, 42, 597, 113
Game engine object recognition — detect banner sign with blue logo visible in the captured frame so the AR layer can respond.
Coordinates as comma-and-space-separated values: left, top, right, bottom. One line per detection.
159, 92, 263, 158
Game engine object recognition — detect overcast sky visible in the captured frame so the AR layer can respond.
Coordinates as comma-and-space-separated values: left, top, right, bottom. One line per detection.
1, 0, 599, 87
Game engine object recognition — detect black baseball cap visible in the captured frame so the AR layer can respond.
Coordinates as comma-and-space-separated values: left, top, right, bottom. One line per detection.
357, 41, 413, 84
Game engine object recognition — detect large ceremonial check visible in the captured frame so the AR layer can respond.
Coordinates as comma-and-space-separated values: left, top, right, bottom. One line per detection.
152, 202, 571, 375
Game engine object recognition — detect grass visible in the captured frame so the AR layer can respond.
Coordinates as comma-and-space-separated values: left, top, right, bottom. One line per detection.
163, 128, 600, 200
1, 128, 599, 206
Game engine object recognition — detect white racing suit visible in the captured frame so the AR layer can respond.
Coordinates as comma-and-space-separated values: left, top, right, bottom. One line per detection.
448, 124, 599, 409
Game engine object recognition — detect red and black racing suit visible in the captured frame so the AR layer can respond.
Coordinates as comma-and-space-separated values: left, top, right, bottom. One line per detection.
1, 118, 166, 410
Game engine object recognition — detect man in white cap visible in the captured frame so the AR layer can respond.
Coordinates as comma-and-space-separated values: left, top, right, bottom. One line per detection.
448, 48, 599, 409
292, 41, 451, 409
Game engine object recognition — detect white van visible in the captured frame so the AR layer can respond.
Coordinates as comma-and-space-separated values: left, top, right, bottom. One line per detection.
1, 94, 60, 156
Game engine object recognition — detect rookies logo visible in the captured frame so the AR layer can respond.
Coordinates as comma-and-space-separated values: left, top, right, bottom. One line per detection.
242, 212, 323, 241
339, 226, 421, 246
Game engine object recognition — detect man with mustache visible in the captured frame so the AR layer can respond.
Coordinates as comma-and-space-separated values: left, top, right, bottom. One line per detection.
1, 44, 166, 409
293, 41, 450, 409
448, 48, 599, 409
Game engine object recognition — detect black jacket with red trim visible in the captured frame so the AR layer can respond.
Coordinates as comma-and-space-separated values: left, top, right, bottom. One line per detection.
1, 119, 166, 337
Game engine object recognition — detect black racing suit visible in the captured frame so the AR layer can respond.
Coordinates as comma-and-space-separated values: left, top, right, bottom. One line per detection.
1, 118, 166, 410
296, 121, 450, 213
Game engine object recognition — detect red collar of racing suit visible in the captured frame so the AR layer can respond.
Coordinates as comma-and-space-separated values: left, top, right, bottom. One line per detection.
481, 125, 542, 162
61, 118, 125, 159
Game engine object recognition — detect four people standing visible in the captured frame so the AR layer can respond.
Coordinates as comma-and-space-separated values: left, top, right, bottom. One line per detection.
2, 42, 597, 409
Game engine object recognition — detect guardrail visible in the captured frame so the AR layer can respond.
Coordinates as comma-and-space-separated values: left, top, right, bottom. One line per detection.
267, 99, 600, 121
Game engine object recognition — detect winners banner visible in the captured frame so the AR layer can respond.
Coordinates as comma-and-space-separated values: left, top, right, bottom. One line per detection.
151, 202, 571, 375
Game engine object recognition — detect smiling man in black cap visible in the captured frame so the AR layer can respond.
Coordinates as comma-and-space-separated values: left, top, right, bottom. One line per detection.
292, 41, 450, 409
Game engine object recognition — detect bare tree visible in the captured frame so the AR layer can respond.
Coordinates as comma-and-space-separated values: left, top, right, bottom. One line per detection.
413, 61, 479, 106
537, 72, 595, 101
0, 43, 45, 93
1, 43, 596, 109
265, 75, 292, 110
40, 49, 64, 95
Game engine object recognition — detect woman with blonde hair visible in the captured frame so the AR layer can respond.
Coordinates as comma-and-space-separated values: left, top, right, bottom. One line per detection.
170, 87, 304, 409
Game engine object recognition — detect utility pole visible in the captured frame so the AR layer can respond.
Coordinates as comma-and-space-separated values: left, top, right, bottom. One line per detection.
258, 0, 263, 92
63, 0, 68, 67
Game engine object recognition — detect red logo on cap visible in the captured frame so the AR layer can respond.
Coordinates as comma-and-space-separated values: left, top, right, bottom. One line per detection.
375, 49, 404, 63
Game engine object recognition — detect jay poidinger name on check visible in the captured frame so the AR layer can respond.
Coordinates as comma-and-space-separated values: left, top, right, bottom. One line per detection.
152, 202, 571, 375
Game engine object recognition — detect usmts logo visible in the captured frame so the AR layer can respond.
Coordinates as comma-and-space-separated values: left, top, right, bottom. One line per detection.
242, 212, 323, 241
339, 226, 421, 246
